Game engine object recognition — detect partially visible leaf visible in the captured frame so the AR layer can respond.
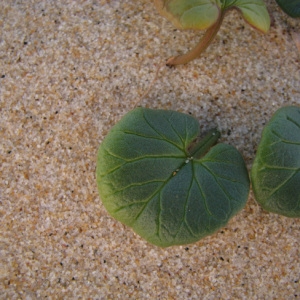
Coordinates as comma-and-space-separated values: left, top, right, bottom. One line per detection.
275, 0, 300, 18
251, 106, 300, 218
154, 0, 221, 30
224, 0, 270, 33
96, 108, 250, 247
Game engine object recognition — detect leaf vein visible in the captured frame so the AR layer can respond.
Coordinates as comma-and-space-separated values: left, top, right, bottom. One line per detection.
266, 170, 299, 199
271, 129, 300, 146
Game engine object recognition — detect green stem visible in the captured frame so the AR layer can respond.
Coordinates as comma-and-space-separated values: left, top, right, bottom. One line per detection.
189, 128, 220, 159
166, 12, 225, 66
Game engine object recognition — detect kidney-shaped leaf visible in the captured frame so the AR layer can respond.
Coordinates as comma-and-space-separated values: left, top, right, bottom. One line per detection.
275, 0, 300, 18
96, 108, 250, 247
251, 106, 300, 218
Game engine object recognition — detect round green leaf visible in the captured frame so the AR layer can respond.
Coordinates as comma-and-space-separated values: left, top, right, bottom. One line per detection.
275, 0, 300, 18
251, 106, 300, 218
96, 108, 250, 247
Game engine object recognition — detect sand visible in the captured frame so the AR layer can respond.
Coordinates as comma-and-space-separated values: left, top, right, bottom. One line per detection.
1, 0, 299, 298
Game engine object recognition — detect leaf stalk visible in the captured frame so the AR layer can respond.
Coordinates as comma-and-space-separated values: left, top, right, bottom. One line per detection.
189, 128, 220, 159
166, 12, 225, 66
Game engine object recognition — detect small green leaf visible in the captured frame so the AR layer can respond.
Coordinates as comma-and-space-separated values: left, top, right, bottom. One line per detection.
275, 0, 300, 18
226, 0, 270, 33
96, 108, 250, 247
154, 0, 221, 30
251, 106, 300, 218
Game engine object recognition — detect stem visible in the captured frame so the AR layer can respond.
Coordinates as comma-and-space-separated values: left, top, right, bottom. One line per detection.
166, 12, 225, 66
189, 128, 220, 159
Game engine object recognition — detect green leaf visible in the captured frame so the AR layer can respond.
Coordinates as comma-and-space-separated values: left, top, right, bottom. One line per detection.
225, 0, 270, 33
275, 0, 300, 18
96, 108, 250, 247
154, 0, 221, 30
251, 106, 300, 218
